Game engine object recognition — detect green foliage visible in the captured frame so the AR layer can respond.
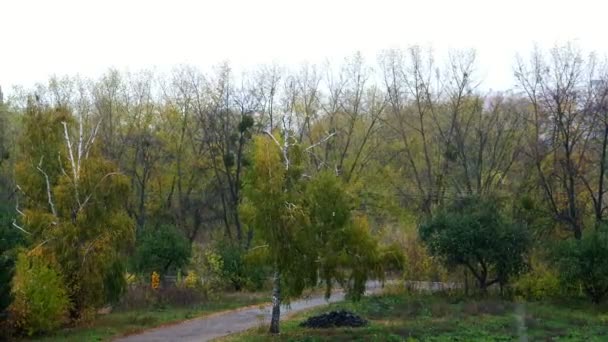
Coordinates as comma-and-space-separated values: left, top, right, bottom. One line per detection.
0, 212, 24, 322
242, 134, 316, 299
10, 251, 70, 336
305, 171, 354, 298
188, 243, 223, 297
555, 226, 608, 303
402, 235, 449, 282
243, 138, 387, 305
228, 292, 608, 342
379, 242, 405, 274
15, 105, 135, 317
342, 215, 384, 300
133, 225, 191, 275
419, 197, 531, 290
513, 259, 560, 301
215, 242, 246, 291
214, 241, 270, 291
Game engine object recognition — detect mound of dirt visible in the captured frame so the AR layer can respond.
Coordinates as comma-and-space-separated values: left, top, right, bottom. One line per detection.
299, 310, 368, 328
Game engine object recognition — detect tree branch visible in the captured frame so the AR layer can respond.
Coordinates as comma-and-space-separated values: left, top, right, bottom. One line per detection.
37, 157, 57, 216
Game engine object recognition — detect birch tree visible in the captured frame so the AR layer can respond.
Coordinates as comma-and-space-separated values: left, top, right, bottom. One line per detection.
15, 102, 134, 316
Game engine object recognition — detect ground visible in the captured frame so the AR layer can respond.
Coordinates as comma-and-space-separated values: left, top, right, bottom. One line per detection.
222, 288, 608, 341
27, 292, 268, 342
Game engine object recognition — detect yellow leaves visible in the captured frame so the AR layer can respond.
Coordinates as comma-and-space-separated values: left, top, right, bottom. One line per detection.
10, 251, 70, 336
151, 271, 160, 290
125, 272, 138, 285
183, 271, 199, 289
251, 134, 285, 189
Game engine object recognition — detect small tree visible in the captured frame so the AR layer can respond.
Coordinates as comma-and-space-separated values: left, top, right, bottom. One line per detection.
241, 133, 315, 334
305, 171, 384, 299
15, 104, 135, 317
419, 197, 530, 291
133, 225, 191, 275
555, 226, 608, 303
10, 251, 70, 336
243, 133, 384, 334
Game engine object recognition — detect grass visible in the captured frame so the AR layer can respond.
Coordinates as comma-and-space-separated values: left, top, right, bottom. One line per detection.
222, 288, 608, 341
28, 291, 269, 342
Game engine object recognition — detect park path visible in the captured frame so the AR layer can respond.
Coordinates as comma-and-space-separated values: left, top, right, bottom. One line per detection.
114, 281, 386, 342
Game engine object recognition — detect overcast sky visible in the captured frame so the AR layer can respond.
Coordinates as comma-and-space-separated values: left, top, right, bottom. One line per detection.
1, 0, 606, 93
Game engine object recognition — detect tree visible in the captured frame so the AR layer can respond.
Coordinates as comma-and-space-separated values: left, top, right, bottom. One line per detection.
243, 129, 385, 333
133, 225, 191, 275
9, 251, 70, 336
15, 103, 134, 317
305, 171, 384, 299
555, 225, 608, 303
241, 133, 314, 334
0, 213, 22, 324
419, 197, 531, 290
515, 44, 599, 238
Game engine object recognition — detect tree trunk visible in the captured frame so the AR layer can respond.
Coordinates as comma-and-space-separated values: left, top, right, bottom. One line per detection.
269, 267, 281, 334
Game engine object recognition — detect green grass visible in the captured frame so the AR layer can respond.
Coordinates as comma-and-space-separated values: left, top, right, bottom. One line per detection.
28, 292, 269, 342
223, 289, 608, 341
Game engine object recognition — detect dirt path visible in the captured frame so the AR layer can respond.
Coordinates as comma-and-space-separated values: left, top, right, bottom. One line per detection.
113, 281, 385, 342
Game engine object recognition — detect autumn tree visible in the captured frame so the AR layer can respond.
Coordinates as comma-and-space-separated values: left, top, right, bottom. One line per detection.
243, 123, 385, 333
515, 44, 599, 239
241, 132, 314, 334
15, 102, 134, 317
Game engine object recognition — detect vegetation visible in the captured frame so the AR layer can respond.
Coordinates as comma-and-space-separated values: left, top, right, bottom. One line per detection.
555, 226, 608, 303
2, 42, 608, 339
133, 225, 191, 275
31, 292, 268, 342
9, 251, 70, 336
419, 197, 531, 290
222, 290, 608, 341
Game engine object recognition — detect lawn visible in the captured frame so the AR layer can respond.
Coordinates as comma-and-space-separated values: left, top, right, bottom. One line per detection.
223, 288, 608, 341
28, 292, 269, 342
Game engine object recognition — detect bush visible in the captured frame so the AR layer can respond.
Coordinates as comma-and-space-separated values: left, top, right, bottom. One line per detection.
379, 242, 405, 275
117, 282, 205, 310
419, 196, 531, 290
9, 251, 70, 336
242, 246, 272, 290
512, 257, 560, 301
215, 242, 246, 291
216, 241, 270, 291
402, 235, 448, 282
133, 225, 191, 275
0, 216, 24, 324
555, 227, 608, 303
190, 244, 224, 297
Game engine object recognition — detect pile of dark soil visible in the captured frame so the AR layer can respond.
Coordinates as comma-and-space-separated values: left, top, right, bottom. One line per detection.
299, 310, 368, 328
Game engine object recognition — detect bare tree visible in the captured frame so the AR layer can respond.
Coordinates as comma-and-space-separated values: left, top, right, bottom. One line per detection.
515, 44, 597, 239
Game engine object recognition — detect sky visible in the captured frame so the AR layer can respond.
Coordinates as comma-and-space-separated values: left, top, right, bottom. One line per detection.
1, 0, 607, 93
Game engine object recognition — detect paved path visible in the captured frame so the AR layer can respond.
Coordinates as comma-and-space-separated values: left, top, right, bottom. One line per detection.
114, 281, 386, 342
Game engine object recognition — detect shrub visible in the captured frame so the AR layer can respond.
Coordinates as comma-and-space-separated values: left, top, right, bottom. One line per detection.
1, 215, 24, 324
190, 244, 224, 297
242, 246, 271, 290
555, 227, 608, 303
9, 251, 70, 336
379, 242, 405, 275
512, 257, 560, 301
402, 235, 448, 282
183, 271, 200, 289
216, 241, 271, 291
419, 196, 531, 290
133, 225, 191, 275
215, 242, 246, 291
